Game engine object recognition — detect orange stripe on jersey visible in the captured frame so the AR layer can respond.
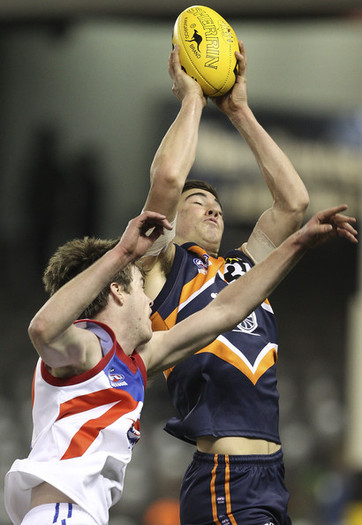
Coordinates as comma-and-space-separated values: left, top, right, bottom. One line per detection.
57, 388, 125, 420
163, 367, 174, 380
151, 311, 170, 331
180, 262, 222, 305
61, 392, 138, 459
197, 341, 277, 386
224, 455, 237, 525
164, 342, 277, 384
151, 259, 224, 332
210, 454, 222, 525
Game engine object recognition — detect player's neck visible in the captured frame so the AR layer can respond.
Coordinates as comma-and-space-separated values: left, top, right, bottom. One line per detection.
95, 312, 138, 356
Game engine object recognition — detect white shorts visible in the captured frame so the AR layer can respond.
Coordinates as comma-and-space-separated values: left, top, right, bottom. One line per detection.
21, 503, 98, 525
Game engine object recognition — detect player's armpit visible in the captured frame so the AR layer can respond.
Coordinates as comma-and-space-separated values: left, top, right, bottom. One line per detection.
140, 215, 176, 257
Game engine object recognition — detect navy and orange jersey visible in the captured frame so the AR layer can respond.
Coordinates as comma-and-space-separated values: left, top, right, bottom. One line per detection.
151, 242, 281, 445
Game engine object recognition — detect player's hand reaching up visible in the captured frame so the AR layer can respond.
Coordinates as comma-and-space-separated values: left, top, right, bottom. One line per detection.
298, 205, 358, 248
169, 45, 206, 106
118, 211, 173, 261
211, 40, 248, 115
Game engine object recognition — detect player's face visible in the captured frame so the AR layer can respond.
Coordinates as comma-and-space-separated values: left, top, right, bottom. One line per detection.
175, 189, 224, 256
125, 267, 153, 345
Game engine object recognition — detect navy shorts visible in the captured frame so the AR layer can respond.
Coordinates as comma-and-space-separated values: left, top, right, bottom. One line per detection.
180, 448, 292, 525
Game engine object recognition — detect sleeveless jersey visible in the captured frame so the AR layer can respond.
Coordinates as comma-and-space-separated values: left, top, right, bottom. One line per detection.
151, 243, 280, 445
5, 320, 146, 525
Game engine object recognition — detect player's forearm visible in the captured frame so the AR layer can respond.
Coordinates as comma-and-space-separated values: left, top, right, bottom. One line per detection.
151, 94, 204, 177
230, 105, 309, 216
147, 231, 306, 374
146, 95, 204, 219
213, 229, 308, 330
147, 205, 357, 374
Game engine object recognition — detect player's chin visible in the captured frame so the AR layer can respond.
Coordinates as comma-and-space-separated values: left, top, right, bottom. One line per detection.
141, 329, 152, 347
202, 232, 222, 252
205, 220, 220, 228
204, 222, 222, 237
142, 320, 153, 341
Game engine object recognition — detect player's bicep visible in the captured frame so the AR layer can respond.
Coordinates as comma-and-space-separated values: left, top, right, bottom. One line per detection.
242, 225, 277, 264
30, 324, 100, 370
242, 207, 301, 263
143, 309, 222, 376
143, 179, 181, 223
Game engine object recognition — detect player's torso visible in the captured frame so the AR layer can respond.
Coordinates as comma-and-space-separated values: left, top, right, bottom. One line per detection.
5, 321, 147, 525
31, 321, 146, 461
151, 243, 280, 444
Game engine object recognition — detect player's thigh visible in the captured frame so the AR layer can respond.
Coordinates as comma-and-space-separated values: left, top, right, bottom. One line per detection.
21, 503, 98, 525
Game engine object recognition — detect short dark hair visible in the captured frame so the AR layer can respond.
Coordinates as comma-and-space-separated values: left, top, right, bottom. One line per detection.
43, 237, 135, 319
182, 179, 222, 208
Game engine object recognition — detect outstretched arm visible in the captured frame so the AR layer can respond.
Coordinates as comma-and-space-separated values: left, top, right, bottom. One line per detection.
144, 46, 206, 221
143, 205, 357, 374
141, 46, 206, 266
212, 41, 310, 262
28, 212, 172, 370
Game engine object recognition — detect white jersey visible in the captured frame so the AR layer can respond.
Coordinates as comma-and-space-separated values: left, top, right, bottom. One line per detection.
5, 320, 147, 525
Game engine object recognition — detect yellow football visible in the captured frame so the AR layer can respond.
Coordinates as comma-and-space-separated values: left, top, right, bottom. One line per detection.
172, 5, 239, 97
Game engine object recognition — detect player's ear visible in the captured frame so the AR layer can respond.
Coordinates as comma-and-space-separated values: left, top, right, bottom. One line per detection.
110, 282, 124, 305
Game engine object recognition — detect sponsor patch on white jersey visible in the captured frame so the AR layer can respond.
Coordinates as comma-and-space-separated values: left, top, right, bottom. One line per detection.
108, 368, 128, 387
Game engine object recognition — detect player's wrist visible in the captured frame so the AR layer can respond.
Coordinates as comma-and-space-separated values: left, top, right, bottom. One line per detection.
287, 228, 312, 254
227, 103, 253, 127
181, 92, 206, 110
111, 242, 139, 266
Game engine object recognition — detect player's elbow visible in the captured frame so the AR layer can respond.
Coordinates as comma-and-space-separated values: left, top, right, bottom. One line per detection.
295, 195, 310, 228
150, 159, 185, 192
296, 190, 310, 215
28, 315, 51, 348
282, 190, 310, 229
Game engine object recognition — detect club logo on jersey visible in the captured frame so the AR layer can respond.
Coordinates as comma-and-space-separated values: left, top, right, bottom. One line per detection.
127, 420, 141, 449
193, 253, 211, 274
108, 368, 128, 387
233, 311, 259, 335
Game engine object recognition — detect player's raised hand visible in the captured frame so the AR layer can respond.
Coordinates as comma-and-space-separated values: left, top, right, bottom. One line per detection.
169, 45, 206, 105
118, 211, 173, 260
298, 205, 358, 248
211, 40, 248, 115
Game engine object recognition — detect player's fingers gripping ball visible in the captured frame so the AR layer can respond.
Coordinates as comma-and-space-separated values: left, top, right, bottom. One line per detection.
172, 5, 239, 96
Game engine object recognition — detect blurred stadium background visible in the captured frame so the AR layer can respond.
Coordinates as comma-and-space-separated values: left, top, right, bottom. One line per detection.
0, 1, 361, 524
